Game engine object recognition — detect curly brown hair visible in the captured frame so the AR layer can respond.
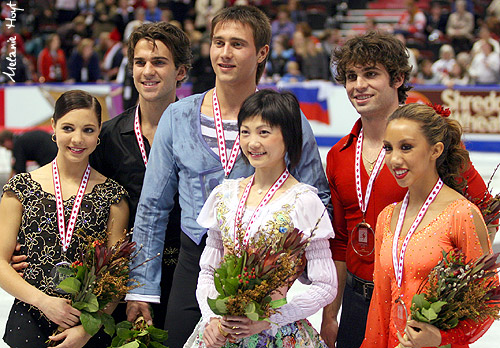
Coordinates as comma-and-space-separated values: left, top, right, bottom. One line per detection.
388, 104, 470, 192
332, 31, 412, 104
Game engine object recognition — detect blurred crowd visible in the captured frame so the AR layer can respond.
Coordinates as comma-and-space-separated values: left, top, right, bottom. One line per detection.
0, 0, 499, 90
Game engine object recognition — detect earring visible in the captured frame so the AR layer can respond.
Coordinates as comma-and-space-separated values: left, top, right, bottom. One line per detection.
52, 134, 56, 142
97, 137, 101, 145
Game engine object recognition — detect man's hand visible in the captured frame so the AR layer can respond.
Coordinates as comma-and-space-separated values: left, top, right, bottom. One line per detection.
126, 301, 153, 325
10, 242, 27, 276
320, 317, 339, 348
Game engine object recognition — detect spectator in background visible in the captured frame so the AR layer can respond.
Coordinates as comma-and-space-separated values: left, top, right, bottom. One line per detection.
68, 38, 102, 82
101, 31, 123, 81
442, 60, 471, 87
37, 34, 68, 83
288, 0, 308, 24
194, 0, 224, 32
114, 0, 135, 40
55, 0, 79, 24
394, 0, 427, 40
471, 24, 500, 56
280, 60, 305, 83
267, 34, 294, 80
431, 44, 456, 83
424, 1, 448, 42
145, 0, 162, 22
124, 7, 149, 42
57, 15, 91, 58
446, 0, 474, 53
0, 130, 57, 177
94, 0, 117, 38
469, 41, 500, 85
292, 29, 330, 81
190, 39, 215, 94
395, 33, 418, 79
364, 17, 377, 32
32, 0, 58, 34
271, 5, 296, 42
415, 58, 441, 84
488, 0, 500, 21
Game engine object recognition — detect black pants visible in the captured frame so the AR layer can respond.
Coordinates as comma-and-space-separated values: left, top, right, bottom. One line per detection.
336, 281, 372, 348
164, 232, 206, 348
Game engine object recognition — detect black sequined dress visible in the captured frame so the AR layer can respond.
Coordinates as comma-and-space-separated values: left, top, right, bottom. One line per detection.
2, 173, 127, 348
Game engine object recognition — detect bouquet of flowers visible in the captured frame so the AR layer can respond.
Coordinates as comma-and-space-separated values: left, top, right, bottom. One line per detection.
409, 249, 500, 330
48, 232, 148, 346
109, 316, 168, 348
207, 226, 312, 321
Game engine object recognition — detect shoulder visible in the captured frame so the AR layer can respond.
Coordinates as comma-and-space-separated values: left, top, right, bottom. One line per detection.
168, 93, 205, 112
3, 172, 34, 197
101, 108, 135, 133
95, 177, 129, 204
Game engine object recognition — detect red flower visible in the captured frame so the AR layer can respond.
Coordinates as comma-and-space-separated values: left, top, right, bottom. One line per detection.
427, 103, 451, 118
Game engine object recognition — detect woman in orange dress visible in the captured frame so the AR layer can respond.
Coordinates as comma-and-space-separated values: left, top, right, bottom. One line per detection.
361, 103, 493, 348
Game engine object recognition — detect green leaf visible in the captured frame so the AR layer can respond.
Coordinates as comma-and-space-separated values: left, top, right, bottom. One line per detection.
214, 274, 224, 295
149, 341, 168, 348
207, 298, 220, 315
246, 311, 259, 321
111, 334, 125, 347
80, 311, 102, 336
413, 310, 430, 323
430, 301, 447, 314
412, 294, 430, 309
138, 342, 148, 348
116, 321, 133, 330
101, 312, 115, 337
422, 307, 438, 321
147, 326, 168, 342
119, 341, 140, 348
57, 267, 75, 276
57, 277, 81, 294
83, 293, 100, 312
447, 317, 459, 329
215, 298, 228, 314
117, 327, 136, 339
76, 265, 87, 282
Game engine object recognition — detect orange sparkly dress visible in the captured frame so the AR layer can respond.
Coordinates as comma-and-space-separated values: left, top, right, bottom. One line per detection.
362, 199, 494, 348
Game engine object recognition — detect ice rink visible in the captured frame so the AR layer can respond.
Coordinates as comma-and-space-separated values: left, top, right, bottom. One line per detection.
0, 150, 499, 347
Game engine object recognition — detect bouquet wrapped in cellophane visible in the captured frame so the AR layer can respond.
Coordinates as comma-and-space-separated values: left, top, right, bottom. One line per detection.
48, 231, 165, 347
410, 249, 500, 332
207, 226, 313, 321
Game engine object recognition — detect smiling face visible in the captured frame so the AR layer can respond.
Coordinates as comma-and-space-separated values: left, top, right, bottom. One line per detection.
345, 63, 402, 118
52, 108, 100, 163
383, 118, 442, 189
133, 39, 186, 105
210, 21, 268, 87
239, 115, 286, 171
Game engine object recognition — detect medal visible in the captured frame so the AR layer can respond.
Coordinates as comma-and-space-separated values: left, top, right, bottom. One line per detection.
351, 129, 385, 256
392, 296, 409, 336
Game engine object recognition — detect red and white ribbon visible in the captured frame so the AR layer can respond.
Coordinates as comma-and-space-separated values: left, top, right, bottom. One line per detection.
52, 159, 91, 252
234, 169, 290, 249
392, 178, 444, 287
134, 106, 148, 167
213, 88, 240, 177
355, 129, 386, 214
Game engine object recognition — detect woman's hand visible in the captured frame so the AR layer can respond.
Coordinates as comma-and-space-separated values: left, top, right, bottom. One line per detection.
396, 319, 441, 348
221, 316, 271, 340
203, 318, 228, 348
49, 325, 92, 348
37, 295, 81, 329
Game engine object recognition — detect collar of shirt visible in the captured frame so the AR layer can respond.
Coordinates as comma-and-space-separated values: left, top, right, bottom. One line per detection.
340, 117, 362, 152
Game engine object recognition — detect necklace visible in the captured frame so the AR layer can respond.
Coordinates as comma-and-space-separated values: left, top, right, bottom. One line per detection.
362, 154, 378, 173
